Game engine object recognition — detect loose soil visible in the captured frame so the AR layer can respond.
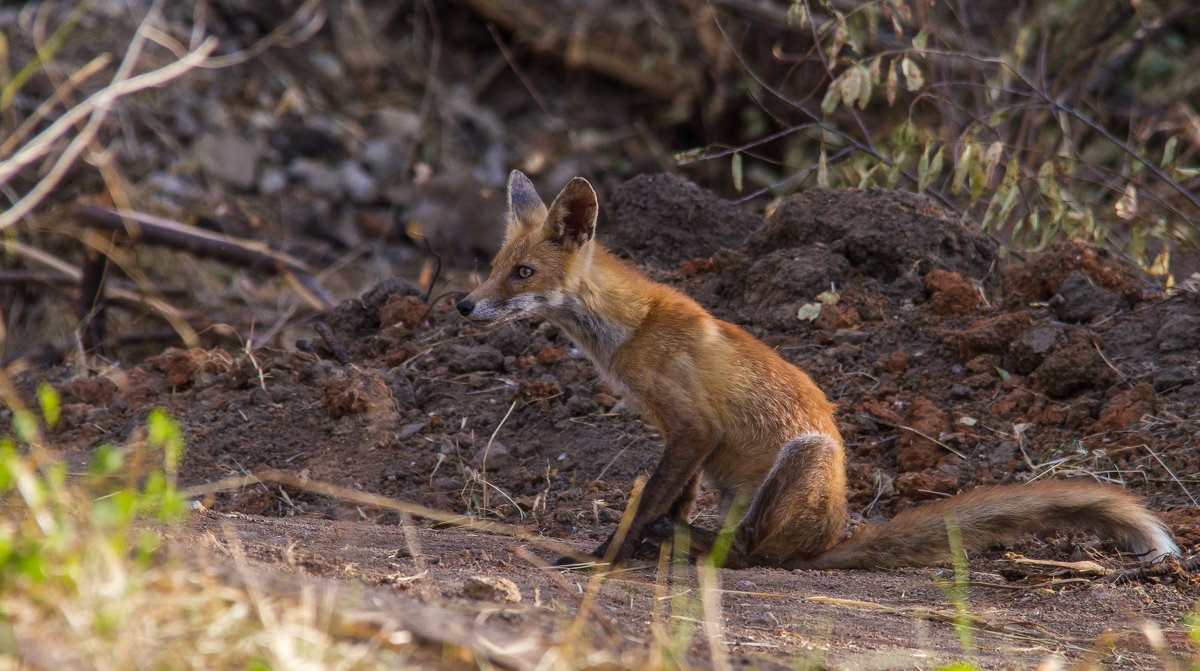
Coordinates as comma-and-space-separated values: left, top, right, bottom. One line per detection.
12, 180, 1200, 669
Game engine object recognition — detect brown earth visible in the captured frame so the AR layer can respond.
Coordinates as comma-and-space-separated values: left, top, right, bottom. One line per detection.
9, 181, 1200, 668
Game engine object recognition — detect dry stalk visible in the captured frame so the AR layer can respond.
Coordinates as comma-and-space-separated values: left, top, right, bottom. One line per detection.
184, 469, 584, 560
0, 16, 219, 230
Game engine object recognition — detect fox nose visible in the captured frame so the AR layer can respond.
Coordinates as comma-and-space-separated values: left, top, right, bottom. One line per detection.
456, 298, 475, 317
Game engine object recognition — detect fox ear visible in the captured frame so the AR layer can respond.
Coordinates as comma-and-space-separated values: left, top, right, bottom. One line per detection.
545, 177, 597, 248
507, 170, 547, 232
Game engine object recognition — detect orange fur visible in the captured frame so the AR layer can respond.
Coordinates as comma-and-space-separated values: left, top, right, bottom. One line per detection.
457, 171, 1179, 569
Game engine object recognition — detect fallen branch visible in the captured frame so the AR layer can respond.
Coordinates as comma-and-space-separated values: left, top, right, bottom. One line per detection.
184, 469, 584, 561
73, 205, 335, 310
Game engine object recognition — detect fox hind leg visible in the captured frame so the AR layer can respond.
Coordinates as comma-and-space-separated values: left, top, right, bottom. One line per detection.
734, 434, 848, 567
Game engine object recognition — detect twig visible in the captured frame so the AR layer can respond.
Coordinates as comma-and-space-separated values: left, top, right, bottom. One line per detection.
486, 23, 553, 118
510, 545, 620, 638
313, 322, 350, 364
1142, 444, 1199, 508
78, 245, 110, 354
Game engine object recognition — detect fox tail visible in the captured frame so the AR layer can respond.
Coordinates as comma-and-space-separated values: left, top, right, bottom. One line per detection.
801, 480, 1179, 569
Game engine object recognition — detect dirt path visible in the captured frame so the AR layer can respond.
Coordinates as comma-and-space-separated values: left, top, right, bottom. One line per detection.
184, 511, 1194, 669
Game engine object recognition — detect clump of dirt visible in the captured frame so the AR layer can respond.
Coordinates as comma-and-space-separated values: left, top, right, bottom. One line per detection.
923, 270, 981, 315
1005, 238, 1145, 301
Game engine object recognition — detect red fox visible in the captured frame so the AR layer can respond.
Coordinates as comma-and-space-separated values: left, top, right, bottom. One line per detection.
456, 171, 1180, 569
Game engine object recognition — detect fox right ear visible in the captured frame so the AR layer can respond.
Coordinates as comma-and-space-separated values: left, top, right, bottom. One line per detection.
507, 170, 547, 231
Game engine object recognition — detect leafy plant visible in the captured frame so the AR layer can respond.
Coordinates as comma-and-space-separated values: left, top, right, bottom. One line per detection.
685, 0, 1200, 279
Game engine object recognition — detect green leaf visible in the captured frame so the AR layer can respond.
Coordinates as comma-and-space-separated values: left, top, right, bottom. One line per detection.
913, 30, 929, 50
796, 303, 822, 321
11, 410, 36, 444
886, 60, 899, 104
1161, 136, 1179, 169
147, 408, 183, 477
817, 148, 830, 187
87, 444, 124, 478
952, 143, 973, 195
983, 141, 1003, 184
917, 143, 932, 191
901, 57, 924, 90
673, 147, 705, 164
929, 146, 945, 187
821, 77, 841, 115
855, 65, 872, 109
786, 1, 809, 27
36, 383, 60, 431
731, 152, 744, 192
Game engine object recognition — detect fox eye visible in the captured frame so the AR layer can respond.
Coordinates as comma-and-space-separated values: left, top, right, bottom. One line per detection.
514, 265, 535, 279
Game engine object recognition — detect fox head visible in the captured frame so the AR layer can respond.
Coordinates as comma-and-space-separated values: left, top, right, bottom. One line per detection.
456, 170, 598, 322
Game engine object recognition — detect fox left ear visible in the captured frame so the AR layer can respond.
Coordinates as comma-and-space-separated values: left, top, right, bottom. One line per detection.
545, 177, 597, 248
508, 170, 546, 221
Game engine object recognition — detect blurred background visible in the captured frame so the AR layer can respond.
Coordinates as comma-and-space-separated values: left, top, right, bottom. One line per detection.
2, 0, 1198, 365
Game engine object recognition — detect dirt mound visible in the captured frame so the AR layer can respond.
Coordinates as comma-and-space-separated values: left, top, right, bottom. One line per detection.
751, 189, 1000, 291
604, 182, 1001, 330
604, 174, 761, 268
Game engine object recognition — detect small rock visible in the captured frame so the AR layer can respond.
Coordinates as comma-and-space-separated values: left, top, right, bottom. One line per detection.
815, 304, 861, 331
397, 422, 426, 441
148, 347, 208, 389
475, 441, 512, 469
361, 138, 405, 181
195, 133, 259, 189
861, 398, 901, 425
594, 392, 618, 410
831, 328, 870, 344
1028, 331, 1115, 398
447, 344, 505, 374
67, 376, 117, 405
1092, 383, 1156, 432
309, 51, 345, 79
746, 612, 781, 629
290, 158, 344, 200
257, 167, 287, 195
147, 173, 203, 201
990, 441, 1018, 466
1052, 270, 1124, 323
462, 576, 521, 603
679, 257, 715, 277
376, 108, 423, 138
1153, 363, 1194, 392
1008, 323, 1064, 375
340, 160, 378, 203
1155, 313, 1200, 351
